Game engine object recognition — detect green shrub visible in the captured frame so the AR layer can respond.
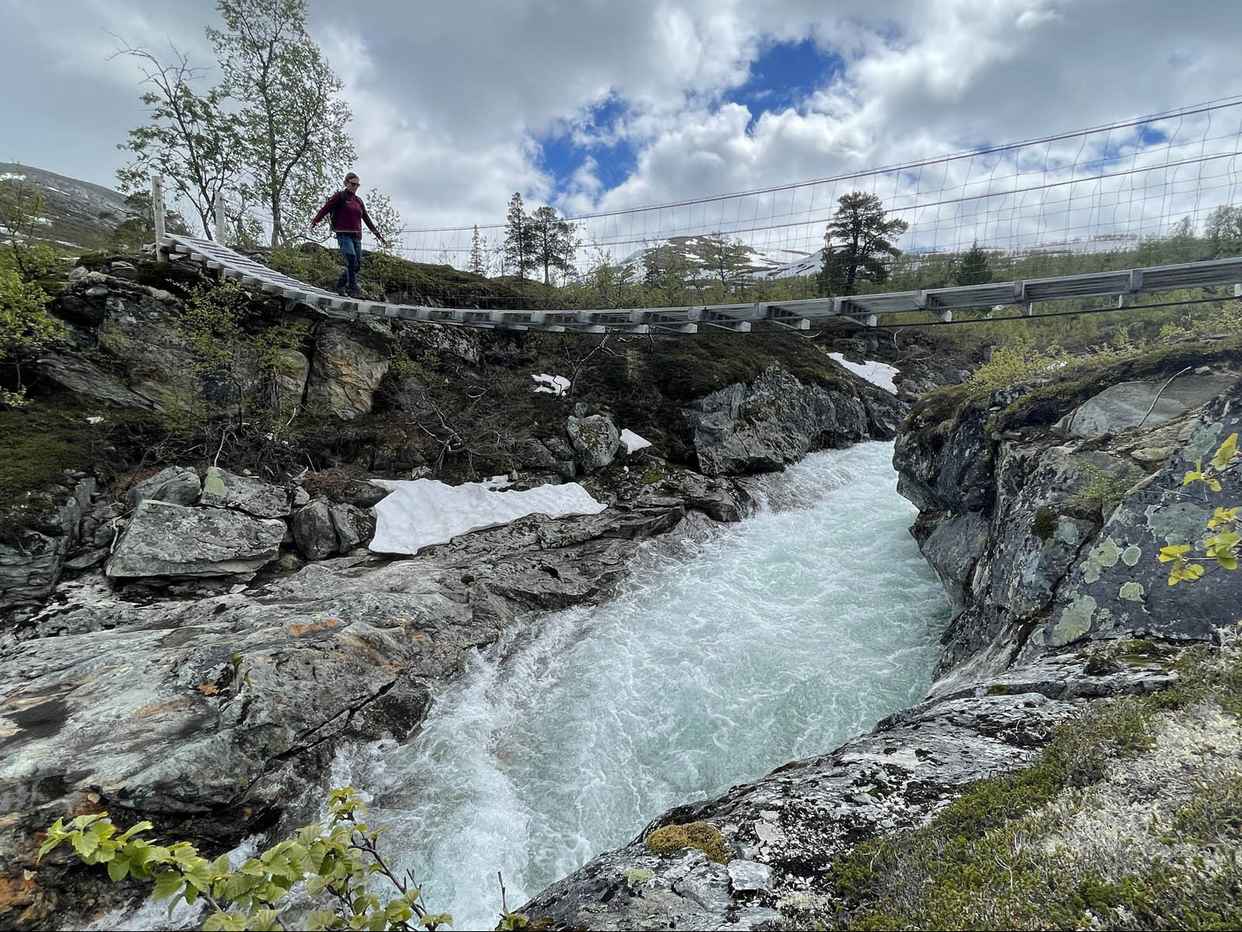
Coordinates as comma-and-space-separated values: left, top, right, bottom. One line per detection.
0, 266, 63, 406
645, 821, 732, 864
40, 787, 459, 932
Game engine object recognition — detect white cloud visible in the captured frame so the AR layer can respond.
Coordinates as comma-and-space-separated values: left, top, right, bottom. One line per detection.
5, 0, 1242, 265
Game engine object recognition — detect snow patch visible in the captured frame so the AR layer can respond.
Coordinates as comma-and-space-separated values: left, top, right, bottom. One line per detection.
0, 172, 25, 181
827, 353, 899, 394
369, 477, 606, 555
620, 428, 652, 453
531, 373, 570, 396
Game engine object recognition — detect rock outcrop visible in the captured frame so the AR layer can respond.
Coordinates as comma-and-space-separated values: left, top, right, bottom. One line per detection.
0, 478, 94, 612
685, 364, 905, 475
0, 482, 747, 927
305, 321, 394, 419
517, 349, 1242, 929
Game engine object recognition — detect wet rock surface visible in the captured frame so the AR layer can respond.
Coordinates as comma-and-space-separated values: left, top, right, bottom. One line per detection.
0, 476, 749, 928
519, 356, 1242, 930
685, 364, 905, 476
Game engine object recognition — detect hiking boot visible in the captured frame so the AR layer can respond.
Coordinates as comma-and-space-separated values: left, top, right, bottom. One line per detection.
348, 287, 363, 299
334, 287, 348, 297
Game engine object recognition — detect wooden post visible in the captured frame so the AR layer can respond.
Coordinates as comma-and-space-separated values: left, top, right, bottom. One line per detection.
214, 193, 226, 244
150, 175, 166, 258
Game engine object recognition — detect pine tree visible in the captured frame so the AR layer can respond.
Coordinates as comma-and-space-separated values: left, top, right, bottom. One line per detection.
468, 225, 486, 276
503, 193, 533, 279
954, 241, 992, 286
821, 192, 909, 292
528, 206, 578, 285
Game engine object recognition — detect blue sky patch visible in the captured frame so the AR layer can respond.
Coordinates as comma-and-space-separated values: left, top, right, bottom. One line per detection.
725, 38, 844, 132
536, 94, 638, 202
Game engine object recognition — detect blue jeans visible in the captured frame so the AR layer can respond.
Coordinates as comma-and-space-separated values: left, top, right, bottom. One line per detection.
335, 233, 362, 292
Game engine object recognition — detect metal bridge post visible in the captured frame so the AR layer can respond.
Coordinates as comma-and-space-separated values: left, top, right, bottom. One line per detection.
151, 176, 166, 261
214, 193, 226, 244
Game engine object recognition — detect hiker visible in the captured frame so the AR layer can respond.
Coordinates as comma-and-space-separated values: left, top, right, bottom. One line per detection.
311, 172, 389, 297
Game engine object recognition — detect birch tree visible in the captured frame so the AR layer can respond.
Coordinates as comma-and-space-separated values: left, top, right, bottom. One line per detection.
114, 44, 243, 240
209, 0, 355, 246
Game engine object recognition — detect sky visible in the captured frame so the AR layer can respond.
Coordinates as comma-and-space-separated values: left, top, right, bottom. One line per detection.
3, 0, 1242, 265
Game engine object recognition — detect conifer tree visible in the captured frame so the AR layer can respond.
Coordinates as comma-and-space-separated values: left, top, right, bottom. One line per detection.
954, 241, 993, 286
469, 225, 486, 276
820, 192, 909, 293
503, 193, 534, 279
528, 206, 578, 285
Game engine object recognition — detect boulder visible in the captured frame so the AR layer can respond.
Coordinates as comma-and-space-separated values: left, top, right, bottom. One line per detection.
36, 352, 156, 409
200, 467, 291, 518
0, 478, 94, 612
305, 321, 394, 419
292, 499, 339, 560
329, 503, 376, 552
125, 466, 202, 511
566, 414, 621, 472
106, 500, 285, 579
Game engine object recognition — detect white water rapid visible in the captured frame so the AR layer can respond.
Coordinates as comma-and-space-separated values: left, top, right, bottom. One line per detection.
334, 442, 951, 929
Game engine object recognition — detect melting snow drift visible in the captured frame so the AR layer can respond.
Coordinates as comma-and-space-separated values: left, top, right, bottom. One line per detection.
531, 373, 570, 396
620, 429, 652, 453
828, 353, 899, 394
370, 478, 607, 555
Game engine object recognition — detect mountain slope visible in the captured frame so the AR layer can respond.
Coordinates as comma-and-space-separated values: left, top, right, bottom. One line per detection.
0, 162, 135, 251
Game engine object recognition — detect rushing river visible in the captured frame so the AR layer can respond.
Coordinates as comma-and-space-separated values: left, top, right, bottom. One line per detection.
327, 441, 950, 929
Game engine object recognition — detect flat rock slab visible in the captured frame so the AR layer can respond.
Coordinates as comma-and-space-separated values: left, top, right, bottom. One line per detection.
1059, 372, 1239, 437
200, 466, 291, 518
106, 500, 286, 579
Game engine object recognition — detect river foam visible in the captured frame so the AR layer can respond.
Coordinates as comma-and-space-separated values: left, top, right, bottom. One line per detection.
339, 442, 950, 929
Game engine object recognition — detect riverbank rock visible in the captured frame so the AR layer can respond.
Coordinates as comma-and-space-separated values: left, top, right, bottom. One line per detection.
685, 364, 905, 476
125, 466, 201, 510
567, 414, 622, 472
199, 467, 291, 518
105, 500, 285, 580
0, 478, 94, 613
1, 480, 738, 928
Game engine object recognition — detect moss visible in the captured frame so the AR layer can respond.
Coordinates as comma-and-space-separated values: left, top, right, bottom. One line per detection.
1031, 507, 1058, 542
645, 821, 732, 864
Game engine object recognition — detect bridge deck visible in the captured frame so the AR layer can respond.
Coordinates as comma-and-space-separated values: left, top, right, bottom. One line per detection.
162, 235, 1242, 335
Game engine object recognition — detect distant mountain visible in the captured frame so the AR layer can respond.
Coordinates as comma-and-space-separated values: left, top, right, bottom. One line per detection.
0, 163, 137, 251
620, 234, 782, 280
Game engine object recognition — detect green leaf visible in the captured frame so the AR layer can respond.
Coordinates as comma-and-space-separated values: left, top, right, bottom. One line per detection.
118, 820, 154, 842
73, 831, 100, 860
422, 912, 455, 929
1212, 432, 1239, 470
1159, 544, 1191, 563
152, 870, 184, 902
107, 857, 131, 882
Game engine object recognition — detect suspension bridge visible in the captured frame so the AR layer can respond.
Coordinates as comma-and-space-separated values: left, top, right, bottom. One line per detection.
159, 231, 1242, 334
154, 95, 1242, 334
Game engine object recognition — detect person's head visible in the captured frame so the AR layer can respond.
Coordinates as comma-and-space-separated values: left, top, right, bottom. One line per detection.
344, 172, 360, 193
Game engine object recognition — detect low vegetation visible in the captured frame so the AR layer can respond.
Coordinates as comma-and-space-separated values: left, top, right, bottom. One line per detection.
817, 628, 1242, 930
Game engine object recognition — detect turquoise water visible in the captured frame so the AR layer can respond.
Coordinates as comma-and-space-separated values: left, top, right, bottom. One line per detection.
341, 442, 951, 929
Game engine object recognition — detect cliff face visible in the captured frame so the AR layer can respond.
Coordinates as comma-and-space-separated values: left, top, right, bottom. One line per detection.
518, 341, 1242, 930
0, 254, 906, 928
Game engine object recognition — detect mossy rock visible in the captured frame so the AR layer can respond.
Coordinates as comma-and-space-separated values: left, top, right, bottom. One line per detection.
645, 821, 732, 864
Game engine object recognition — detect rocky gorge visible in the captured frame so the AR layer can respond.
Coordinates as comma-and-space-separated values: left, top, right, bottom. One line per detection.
520, 340, 1242, 929
4, 250, 1240, 930
0, 253, 911, 928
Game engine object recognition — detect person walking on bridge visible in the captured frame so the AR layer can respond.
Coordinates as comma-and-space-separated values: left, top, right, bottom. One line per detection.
311, 172, 389, 297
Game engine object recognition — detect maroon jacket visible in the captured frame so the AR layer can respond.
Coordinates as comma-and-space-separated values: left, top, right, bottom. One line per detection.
312, 191, 382, 238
